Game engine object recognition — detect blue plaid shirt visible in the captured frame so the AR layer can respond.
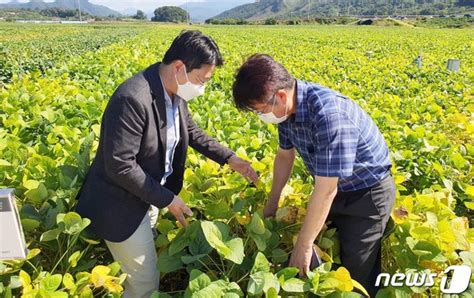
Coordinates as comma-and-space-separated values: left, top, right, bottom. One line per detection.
278, 80, 391, 192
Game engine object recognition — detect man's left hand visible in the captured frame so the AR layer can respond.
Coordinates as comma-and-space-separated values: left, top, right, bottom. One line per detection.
289, 240, 313, 277
228, 155, 258, 183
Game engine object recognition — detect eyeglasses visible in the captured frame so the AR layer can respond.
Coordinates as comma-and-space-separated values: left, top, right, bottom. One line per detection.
182, 66, 209, 86
195, 76, 207, 86
251, 93, 277, 115
191, 72, 209, 86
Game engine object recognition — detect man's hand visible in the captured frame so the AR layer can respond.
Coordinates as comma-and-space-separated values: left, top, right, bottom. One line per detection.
227, 155, 258, 183
167, 196, 193, 227
290, 176, 339, 276
289, 241, 313, 277
263, 196, 279, 218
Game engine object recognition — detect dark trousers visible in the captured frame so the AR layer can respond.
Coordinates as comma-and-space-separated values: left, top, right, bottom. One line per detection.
327, 173, 395, 297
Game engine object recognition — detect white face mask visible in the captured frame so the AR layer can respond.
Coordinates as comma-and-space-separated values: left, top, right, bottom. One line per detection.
175, 65, 206, 101
258, 95, 289, 124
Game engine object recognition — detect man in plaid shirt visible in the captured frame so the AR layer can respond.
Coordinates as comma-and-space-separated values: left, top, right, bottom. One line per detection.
232, 54, 395, 297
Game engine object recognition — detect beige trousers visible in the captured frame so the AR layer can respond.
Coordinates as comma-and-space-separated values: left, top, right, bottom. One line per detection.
105, 206, 160, 298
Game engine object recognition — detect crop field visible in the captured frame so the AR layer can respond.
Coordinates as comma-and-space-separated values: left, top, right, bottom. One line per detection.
0, 23, 473, 297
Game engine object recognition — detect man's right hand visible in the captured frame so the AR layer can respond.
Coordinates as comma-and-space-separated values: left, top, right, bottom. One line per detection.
263, 195, 280, 218
264, 147, 295, 218
167, 196, 193, 227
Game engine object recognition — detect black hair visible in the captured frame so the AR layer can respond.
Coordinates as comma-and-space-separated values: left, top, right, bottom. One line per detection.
233, 54, 294, 111
163, 30, 224, 72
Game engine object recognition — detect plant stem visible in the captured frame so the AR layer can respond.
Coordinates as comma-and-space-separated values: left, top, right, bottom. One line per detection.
51, 236, 75, 273
206, 255, 225, 275
198, 259, 218, 279
277, 222, 302, 232
25, 259, 39, 275
236, 272, 250, 284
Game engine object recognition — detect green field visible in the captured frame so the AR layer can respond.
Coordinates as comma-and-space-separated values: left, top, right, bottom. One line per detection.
0, 23, 473, 297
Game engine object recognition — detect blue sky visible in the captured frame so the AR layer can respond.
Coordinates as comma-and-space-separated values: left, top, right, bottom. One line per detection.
0, 1, 208, 12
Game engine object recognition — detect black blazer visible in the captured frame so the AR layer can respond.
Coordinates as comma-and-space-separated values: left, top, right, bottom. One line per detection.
75, 62, 234, 242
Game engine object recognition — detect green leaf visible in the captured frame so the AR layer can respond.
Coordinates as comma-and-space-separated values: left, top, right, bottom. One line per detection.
68, 251, 81, 268
251, 252, 271, 274
157, 219, 175, 234
225, 238, 244, 264
157, 249, 184, 273
62, 212, 88, 235
320, 237, 334, 250
189, 269, 211, 293
189, 282, 223, 298
250, 213, 266, 235
271, 248, 288, 264
201, 221, 244, 264
207, 200, 233, 219
26, 248, 41, 259
181, 254, 207, 264
201, 221, 230, 255
0, 159, 12, 167
79, 286, 93, 298
317, 277, 340, 296
266, 287, 278, 298
108, 262, 121, 276
247, 272, 265, 296
250, 233, 267, 251
21, 218, 40, 232
40, 228, 62, 242
189, 226, 213, 256
282, 278, 307, 293
169, 232, 190, 256
248, 272, 280, 296
62, 273, 75, 290
277, 267, 299, 281
215, 280, 243, 297
24, 182, 48, 205
23, 180, 40, 190
310, 271, 320, 294
262, 273, 280, 294
451, 152, 467, 169
40, 274, 63, 292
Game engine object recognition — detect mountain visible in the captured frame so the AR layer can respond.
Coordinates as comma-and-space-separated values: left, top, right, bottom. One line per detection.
0, 0, 121, 17
120, 7, 139, 17
213, 0, 474, 20
179, 0, 253, 22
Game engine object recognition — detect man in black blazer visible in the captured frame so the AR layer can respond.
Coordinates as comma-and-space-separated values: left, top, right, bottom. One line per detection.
75, 30, 257, 297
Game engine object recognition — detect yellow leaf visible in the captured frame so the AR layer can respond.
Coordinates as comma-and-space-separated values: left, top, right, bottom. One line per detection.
438, 220, 456, 246
394, 174, 406, 185
19, 270, 31, 287
337, 280, 354, 292
352, 279, 369, 297
464, 201, 474, 210
236, 212, 251, 225
314, 245, 333, 263
104, 278, 124, 293
80, 286, 93, 298
334, 267, 352, 282
91, 265, 111, 288
392, 206, 409, 224
63, 273, 75, 290
275, 206, 298, 224
465, 186, 474, 198
450, 217, 470, 251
